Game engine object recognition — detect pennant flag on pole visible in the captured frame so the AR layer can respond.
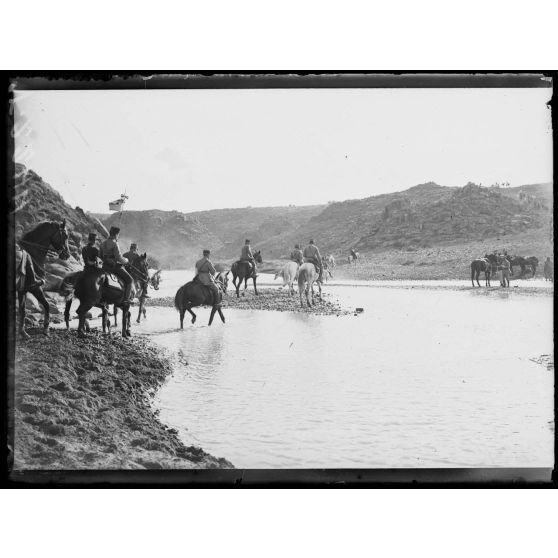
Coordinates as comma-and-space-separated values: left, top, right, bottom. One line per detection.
109, 198, 124, 211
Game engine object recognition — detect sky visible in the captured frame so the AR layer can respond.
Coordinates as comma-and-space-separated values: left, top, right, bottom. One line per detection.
13, 87, 553, 213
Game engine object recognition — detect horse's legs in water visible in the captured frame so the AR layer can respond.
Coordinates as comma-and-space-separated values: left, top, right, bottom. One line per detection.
18, 291, 30, 339
209, 306, 217, 325
64, 299, 72, 330
186, 305, 197, 324
179, 307, 186, 329
29, 286, 50, 335
252, 275, 258, 296
233, 274, 240, 298
310, 281, 315, 306
217, 307, 225, 323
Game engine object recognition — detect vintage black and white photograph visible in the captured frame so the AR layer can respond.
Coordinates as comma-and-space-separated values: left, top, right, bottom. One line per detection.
6, 74, 554, 481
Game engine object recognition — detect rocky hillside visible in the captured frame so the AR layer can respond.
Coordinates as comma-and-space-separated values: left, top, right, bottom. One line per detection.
94, 204, 325, 267
92, 209, 223, 269
255, 182, 553, 258
14, 164, 110, 292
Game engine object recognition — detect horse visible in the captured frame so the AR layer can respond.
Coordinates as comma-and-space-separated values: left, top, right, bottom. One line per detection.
274, 261, 299, 295
112, 258, 159, 325
298, 262, 322, 307
509, 256, 538, 278
348, 251, 359, 265
60, 260, 145, 337
471, 258, 492, 287
230, 250, 262, 298
16, 220, 70, 338
174, 272, 227, 328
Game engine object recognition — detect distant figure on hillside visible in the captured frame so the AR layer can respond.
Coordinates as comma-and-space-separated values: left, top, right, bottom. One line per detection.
123, 243, 140, 267
100, 226, 134, 305
303, 239, 323, 281
82, 233, 100, 272
290, 243, 303, 266
240, 239, 258, 278
544, 257, 553, 282
194, 249, 220, 300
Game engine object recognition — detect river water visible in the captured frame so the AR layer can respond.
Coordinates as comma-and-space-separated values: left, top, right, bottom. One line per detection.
126, 270, 555, 468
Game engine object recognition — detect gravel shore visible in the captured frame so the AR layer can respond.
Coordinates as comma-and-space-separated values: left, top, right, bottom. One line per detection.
154, 287, 353, 316
12, 330, 233, 470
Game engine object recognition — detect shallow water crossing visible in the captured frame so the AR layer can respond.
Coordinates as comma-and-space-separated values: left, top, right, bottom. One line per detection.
138, 276, 554, 468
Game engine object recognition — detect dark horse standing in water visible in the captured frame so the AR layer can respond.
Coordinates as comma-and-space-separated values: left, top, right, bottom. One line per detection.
174, 271, 228, 328
60, 256, 150, 337
471, 255, 493, 287
230, 250, 262, 297
16, 221, 70, 338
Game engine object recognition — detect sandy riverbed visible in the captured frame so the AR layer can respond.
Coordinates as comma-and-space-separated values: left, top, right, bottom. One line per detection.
12, 330, 233, 470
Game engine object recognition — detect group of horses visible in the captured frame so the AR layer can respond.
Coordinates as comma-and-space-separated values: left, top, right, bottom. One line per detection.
15, 220, 162, 338
470, 253, 539, 287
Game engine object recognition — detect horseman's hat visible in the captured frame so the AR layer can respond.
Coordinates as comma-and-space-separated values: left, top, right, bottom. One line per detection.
109, 226, 120, 236
130, 243, 137, 249
295, 243, 300, 249
245, 239, 250, 244
88, 232, 97, 241
309, 239, 314, 244
203, 249, 210, 255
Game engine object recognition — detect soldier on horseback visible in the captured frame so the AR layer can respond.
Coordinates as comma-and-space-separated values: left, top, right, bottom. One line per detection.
240, 239, 258, 278
194, 249, 220, 302
123, 243, 140, 267
290, 243, 303, 266
82, 233, 100, 272
303, 239, 323, 281
99, 226, 134, 305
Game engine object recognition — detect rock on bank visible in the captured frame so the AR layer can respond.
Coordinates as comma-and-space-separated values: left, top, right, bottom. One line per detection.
12, 330, 233, 470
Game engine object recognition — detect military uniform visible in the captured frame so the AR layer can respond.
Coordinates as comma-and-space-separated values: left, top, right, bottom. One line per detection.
303, 243, 323, 278
290, 248, 303, 266
195, 256, 219, 301
240, 244, 257, 277
123, 249, 139, 267
82, 244, 100, 272
100, 237, 133, 302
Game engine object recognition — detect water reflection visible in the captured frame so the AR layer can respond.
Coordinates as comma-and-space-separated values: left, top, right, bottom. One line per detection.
141, 284, 553, 469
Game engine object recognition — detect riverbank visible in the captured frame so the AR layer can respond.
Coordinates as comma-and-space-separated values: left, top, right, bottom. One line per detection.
155, 287, 353, 316
13, 330, 233, 469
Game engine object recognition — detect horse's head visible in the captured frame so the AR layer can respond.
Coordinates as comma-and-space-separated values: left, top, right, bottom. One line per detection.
150, 270, 162, 290
51, 219, 71, 260
216, 271, 229, 293
253, 250, 263, 264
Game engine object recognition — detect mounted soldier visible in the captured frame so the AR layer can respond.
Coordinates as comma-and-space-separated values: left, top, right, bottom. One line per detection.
290, 243, 303, 266
123, 243, 140, 267
194, 249, 220, 302
240, 239, 258, 278
82, 233, 100, 272
99, 226, 134, 305
303, 239, 323, 281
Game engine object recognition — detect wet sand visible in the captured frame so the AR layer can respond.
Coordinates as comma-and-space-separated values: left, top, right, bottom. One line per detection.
13, 330, 233, 470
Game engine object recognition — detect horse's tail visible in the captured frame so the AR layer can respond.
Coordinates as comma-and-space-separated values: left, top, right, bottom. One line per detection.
174, 286, 185, 311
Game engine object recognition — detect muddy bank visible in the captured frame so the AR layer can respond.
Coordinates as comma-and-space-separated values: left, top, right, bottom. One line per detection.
12, 330, 233, 470
155, 287, 353, 316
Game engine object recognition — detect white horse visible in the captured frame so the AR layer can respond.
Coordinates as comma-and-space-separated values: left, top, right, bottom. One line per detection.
297, 262, 322, 307
274, 261, 299, 295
